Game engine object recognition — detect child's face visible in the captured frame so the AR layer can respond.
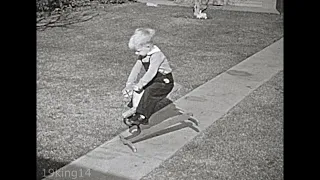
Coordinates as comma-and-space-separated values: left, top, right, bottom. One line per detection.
135, 46, 151, 56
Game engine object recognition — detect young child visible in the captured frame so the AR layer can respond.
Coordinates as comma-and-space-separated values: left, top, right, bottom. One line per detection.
122, 28, 174, 126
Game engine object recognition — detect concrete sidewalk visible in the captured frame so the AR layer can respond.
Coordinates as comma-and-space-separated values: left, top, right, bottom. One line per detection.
44, 38, 283, 180
142, 65, 283, 180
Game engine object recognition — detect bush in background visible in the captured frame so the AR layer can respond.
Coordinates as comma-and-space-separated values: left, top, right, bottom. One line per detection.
37, 0, 136, 29
37, 0, 135, 14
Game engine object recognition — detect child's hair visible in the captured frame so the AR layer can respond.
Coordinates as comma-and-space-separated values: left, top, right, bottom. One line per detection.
128, 28, 156, 50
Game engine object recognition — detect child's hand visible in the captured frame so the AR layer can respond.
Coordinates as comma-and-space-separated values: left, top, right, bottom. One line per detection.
122, 88, 133, 98
133, 84, 143, 92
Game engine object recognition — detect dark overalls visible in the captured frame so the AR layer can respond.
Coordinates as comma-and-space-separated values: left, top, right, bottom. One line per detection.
131, 55, 174, 120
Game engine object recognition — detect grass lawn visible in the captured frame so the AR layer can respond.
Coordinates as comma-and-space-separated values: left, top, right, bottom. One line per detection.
37, 2, 283, 179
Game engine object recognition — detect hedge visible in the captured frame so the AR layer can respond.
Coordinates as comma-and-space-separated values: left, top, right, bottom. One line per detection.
36, 0, 134, 13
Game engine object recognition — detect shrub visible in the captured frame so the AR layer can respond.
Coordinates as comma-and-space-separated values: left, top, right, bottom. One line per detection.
36, 0, 135, 14
37, 0, 136, 30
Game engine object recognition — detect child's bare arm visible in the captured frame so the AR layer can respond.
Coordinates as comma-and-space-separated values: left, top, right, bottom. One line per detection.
126, 60, 143, 88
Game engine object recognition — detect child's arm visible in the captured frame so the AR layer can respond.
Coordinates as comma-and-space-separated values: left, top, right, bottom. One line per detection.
126, 60, 143, 88
135, 52, 165, 90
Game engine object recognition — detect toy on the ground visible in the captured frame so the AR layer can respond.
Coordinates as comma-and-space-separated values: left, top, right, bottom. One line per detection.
120, 103, 200, 152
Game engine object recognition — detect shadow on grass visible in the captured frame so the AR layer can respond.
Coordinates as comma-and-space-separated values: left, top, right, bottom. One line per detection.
37, 156, 131, 180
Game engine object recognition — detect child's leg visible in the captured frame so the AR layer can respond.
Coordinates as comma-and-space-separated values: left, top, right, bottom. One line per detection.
128, 73, 174, 125
135, 81, 174, 121
122, 90, 144, 118
133, 73, 174, 122
132, 90, 144, 108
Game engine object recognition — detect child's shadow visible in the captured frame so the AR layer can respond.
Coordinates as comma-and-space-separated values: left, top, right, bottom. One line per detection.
128, 98, 199, 143
154, 97, 173, 113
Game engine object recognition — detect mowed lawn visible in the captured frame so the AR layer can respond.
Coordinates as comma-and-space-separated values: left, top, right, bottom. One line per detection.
37, 2, 283, 179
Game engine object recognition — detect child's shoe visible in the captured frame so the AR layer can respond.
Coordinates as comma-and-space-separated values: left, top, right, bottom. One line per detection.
130, 114, 148, 125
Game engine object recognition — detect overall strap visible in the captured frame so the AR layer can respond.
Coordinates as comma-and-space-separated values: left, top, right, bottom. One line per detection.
139, 54, 152, 71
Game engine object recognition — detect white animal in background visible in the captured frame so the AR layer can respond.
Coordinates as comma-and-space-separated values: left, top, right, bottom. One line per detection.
193, 0, 228, 19
193, 0, 209, 19
196, 12, 207, 19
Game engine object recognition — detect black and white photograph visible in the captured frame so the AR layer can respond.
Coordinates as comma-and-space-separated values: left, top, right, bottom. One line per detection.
37, 0, 283, 179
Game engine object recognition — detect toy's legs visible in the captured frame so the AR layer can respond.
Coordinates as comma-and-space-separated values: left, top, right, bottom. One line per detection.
122, 90, 145, 129
122, 90, 144, 119
120, 105, 200, 153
